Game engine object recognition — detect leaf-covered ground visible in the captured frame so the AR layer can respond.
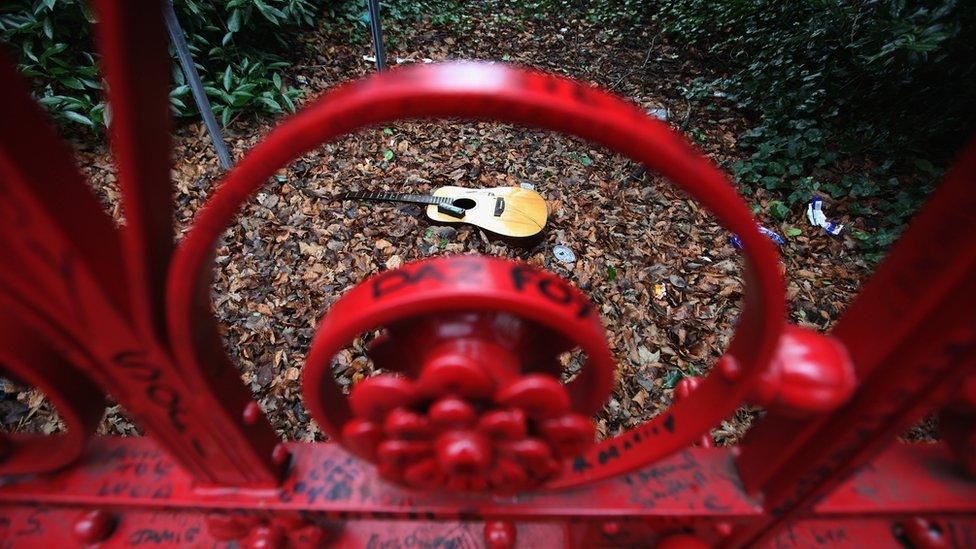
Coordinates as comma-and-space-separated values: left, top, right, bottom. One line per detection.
4, 6, 892, 443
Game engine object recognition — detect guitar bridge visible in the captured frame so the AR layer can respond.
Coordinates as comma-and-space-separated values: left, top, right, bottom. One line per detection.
494, 197, 505, 217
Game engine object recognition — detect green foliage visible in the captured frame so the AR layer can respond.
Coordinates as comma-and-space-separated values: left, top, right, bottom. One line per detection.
325, 0, 469, 45
513, 0, 646, 26
659, 0, 975, 152
0, 0, 322, 130
655, 1, 975, 260
503, 1, 974, 260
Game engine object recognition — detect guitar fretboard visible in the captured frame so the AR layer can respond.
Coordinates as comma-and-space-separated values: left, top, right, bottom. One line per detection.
339, 191, 454, 207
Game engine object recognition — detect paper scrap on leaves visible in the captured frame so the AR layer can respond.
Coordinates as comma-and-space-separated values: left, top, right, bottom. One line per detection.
807, 197, 844, 235
654, 283, 666, 300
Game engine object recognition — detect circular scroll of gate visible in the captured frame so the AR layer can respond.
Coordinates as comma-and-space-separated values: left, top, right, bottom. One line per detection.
301, 255, 616, 490
167, 62, 785, 488
0, 318, 103, 475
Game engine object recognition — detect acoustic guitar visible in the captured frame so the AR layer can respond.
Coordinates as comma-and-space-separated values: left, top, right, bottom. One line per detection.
339, 186, 548, 241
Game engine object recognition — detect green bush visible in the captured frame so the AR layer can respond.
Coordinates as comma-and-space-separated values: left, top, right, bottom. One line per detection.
504, 1, 975, 258
661, 1, 975, 153
325, 0, 469, 45
0, 0, 322, 129
654, 0, 976, 260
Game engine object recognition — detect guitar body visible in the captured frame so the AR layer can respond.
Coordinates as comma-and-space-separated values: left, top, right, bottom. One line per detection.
337, 185, 549, 244
425, 186, 548, 239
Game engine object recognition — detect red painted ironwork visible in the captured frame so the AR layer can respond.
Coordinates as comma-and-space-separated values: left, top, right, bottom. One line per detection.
941, 374, 976, 476
728, 138, 976, 547
305, 255, 612, 490
0, 2, 974, 546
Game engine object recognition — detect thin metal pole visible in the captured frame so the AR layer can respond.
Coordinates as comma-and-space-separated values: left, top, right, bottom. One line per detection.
162, 0, 234, 170
367, 0, 387, 72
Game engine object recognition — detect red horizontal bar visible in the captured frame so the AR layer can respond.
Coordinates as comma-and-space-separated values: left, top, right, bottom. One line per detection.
817, 442, 976, 516
1, 438, 973, 520
0, 507, 568, 548
0, 438, 758, 519
1, 505, 973, 548
767, 517, 976, 548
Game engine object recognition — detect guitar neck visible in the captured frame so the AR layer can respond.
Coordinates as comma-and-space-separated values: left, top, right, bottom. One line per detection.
340, 191, 452, 207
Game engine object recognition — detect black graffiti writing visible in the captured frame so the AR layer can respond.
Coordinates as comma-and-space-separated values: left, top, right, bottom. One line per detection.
569, 413, 680, 479
96, 479, 173, 499
597, 444, 621, 465
13, 510, 43, 537
509, 264, 592, 318
372, 259, 484, 298
572, 455, 594, 473
295, 458, 357, 504
625, 452, 700, 485
128, 527, 199, 545
703, 494, 732, 512
111, 351, 191, 436
810, 527, 848, 545
106, 447, 165, 461
113, 458, 174, 480
365, 524, 475, 549
620, 453, 708, 509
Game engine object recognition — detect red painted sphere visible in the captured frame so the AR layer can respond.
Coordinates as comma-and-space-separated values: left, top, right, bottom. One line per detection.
436, 431, 492, 475
484, 521, 517, 549
72, 509, 116, 544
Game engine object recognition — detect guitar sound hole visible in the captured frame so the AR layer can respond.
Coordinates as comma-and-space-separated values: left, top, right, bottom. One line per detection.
452, 198, 477, 210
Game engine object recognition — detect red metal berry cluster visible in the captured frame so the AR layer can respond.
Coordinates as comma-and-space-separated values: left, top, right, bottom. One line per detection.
339, 334, 595, 491
205, 511, 332, 548
303, 258, 616, 492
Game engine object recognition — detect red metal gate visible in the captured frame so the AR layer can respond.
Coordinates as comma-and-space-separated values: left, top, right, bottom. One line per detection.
1, 2, 973, 547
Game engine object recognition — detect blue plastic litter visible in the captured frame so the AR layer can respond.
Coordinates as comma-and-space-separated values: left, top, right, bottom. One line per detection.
730, 225, 785, 249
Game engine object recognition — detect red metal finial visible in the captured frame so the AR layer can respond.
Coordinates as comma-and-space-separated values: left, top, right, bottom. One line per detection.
750, 325, 856, 417
72, 510, 116, 544
484, 521, 517, 549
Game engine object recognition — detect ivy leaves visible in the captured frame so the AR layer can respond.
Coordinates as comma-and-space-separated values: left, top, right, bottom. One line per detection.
0, 0, 320, 130
658, 0, 973, 261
